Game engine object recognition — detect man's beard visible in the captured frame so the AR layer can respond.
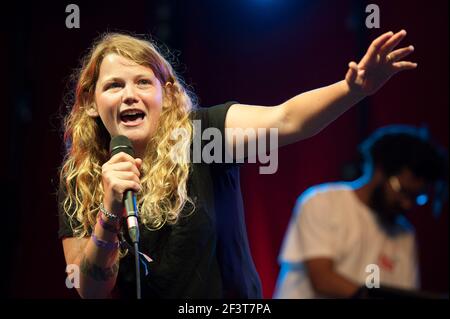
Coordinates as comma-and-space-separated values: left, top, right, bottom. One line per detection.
370, 183, 400, 231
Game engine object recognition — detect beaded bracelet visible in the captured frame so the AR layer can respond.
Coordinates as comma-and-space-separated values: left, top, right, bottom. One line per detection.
97, 212, 122, 234
91, 234, 120, 250
99, 203, 119, 220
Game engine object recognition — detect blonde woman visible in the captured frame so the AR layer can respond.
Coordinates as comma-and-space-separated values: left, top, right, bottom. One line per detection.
59, 30, 416, 298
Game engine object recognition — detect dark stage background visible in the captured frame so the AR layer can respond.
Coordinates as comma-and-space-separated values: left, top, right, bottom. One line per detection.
1, 0, 448, 298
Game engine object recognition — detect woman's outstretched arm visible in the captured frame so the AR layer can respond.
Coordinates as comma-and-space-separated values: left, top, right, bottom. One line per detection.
225, 30, 416, 151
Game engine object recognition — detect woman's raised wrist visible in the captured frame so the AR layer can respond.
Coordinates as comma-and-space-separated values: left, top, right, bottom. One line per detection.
342, 79, 367, 100
97, 211, 122, 234
91, 233, 120, 251
99, 203, 120, 220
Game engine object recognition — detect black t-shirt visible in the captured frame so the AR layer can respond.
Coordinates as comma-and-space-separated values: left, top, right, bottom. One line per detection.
58, 102, 262, 299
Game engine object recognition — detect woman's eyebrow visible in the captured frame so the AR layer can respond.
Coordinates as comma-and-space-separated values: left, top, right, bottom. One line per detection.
101, 74, 154, 84
134, 73, 154, 79
100, 77, 123, 85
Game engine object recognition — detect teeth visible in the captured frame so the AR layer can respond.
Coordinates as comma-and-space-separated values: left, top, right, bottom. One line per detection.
121, 110, 144, 116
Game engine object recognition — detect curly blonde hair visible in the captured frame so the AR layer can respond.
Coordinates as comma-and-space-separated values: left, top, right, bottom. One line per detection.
60, 33, 195, 238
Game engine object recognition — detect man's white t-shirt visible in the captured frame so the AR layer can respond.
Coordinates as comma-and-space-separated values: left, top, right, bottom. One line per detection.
273, 183, 419, 299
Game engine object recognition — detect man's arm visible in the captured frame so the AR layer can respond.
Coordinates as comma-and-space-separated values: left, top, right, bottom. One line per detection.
305, 257, 360, 298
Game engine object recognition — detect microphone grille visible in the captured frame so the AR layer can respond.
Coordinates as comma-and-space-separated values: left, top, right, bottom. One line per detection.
109, 135, 135, 157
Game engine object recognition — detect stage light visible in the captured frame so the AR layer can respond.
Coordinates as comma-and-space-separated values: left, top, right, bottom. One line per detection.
416, 194, 428, 206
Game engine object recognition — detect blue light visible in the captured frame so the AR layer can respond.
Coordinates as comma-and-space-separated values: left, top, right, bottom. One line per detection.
250, 0, 276, 6
416, 194, 428, 206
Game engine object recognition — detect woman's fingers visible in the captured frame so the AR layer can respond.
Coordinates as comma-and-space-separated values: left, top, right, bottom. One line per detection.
112, 171, 141, 185
103, 170, 142, 196
109, 179, 142, 194
379, 30, 407, 59
345, 61, 358, 83
102, 152, 143, 202
135, 158, 143, 169
108, 161, 141, 176
387, 45, 415, 63
392, 61, 418, 71
109, 152, 136, 164
363, 31, 394, 64
108, 152, 142, 169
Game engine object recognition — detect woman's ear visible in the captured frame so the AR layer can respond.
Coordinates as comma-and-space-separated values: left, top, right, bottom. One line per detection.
163, 82, 174, 108
86, 105, 99, 117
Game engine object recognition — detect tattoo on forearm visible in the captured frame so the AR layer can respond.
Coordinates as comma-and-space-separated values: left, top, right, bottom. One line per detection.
80, 255, 119, 281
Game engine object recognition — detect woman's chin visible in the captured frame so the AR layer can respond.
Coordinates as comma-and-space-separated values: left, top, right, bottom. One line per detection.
118, 123, 146, 137
117, 130, 149, 150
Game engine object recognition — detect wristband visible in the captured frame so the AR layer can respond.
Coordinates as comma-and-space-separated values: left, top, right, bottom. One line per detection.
97, 212, 122, 234
99, 203, 119, 220
91, 233, 120, 250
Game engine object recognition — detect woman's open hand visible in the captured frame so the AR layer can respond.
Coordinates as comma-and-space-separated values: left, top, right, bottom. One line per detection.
345, 30, 417, 96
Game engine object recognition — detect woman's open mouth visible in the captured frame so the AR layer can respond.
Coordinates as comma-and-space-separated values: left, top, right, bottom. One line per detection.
120, 109, 146, 126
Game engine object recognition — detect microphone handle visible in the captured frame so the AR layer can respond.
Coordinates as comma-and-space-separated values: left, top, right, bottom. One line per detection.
124, 190, 139, 243
124, 189, 141, 299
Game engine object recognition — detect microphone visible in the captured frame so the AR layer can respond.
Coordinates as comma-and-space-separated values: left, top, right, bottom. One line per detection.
109, 135, 140, 244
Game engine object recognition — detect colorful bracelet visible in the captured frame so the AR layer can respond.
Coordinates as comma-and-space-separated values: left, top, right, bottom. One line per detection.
99, 203, 119, 220
91, 234, 120, 250
97, 212, 122, 234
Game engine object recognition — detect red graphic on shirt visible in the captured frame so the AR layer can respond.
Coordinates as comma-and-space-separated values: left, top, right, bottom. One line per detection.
378, 254, 395, 271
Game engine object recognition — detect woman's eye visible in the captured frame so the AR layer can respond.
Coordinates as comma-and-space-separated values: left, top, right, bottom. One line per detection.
138, 79, 151, 85
106, 82, 122, 90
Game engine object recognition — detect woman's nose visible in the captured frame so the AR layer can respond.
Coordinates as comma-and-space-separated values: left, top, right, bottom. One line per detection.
122, 85, 138, 105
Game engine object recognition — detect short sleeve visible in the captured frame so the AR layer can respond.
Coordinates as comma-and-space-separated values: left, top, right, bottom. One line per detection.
279, 192, 341, 264
190, 101, 239, 167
